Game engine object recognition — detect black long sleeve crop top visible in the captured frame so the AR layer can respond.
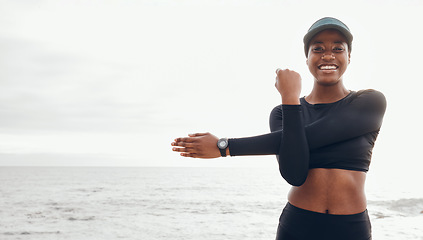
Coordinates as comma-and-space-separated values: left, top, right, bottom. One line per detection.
227, 89, 386, 186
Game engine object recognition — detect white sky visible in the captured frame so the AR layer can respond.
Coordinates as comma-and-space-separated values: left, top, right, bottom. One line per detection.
0, 0, 422, 186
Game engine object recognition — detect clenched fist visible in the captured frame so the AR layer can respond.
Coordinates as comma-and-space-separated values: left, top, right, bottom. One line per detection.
275, 68, 302, 105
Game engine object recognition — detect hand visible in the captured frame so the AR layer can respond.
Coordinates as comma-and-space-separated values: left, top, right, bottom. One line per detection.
171, 132, 221, 158
275, 68, 302, 104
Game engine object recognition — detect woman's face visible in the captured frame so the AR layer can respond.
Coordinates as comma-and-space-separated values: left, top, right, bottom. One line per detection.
306, 29, 350, 86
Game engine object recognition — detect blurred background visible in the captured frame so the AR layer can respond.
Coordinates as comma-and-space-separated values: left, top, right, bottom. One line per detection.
0, 0, 422, 191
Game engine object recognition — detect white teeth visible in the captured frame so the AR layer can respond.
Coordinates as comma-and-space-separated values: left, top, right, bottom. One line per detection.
320, 65, 337, 70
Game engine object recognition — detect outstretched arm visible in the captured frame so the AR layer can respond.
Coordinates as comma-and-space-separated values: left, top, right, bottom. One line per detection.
172, 69, 309, 186
171, 68, 304, 158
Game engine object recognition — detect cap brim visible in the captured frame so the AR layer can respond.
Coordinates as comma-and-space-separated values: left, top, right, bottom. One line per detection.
303, 24, 353, 56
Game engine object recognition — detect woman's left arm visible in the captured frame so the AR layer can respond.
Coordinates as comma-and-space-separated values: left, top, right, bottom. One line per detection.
172, 69, 310, 186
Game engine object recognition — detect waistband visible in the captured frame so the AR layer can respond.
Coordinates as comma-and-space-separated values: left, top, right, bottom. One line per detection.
278, 202, 372, 240
284, 202, 368, 219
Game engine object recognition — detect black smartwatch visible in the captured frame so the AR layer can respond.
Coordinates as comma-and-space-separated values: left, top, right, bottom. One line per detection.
217, 138, 229, 157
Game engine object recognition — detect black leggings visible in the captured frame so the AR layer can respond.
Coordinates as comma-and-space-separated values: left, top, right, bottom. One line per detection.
276, 203, 372, 240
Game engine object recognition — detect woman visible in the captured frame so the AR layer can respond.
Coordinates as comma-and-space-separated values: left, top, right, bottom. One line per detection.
171, 17, 386, 240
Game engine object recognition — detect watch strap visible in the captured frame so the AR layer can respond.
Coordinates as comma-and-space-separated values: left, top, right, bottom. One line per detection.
219, 147, 227, 157
217, 138, 228, 157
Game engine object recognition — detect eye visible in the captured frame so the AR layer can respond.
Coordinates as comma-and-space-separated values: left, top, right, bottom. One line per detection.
333, 47, 344, 52
312, 47, 324, 52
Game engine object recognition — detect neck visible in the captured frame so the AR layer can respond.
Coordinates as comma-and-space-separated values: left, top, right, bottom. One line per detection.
306, 81, 350, 104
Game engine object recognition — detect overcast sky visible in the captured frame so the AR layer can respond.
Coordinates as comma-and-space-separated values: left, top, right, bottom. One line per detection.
1, 0, 422, 187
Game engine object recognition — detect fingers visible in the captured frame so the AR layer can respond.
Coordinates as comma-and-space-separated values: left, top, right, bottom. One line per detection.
171, 134, 201, 158
276, 68, 281, 74
179, 152, 197, 158
171, 141, 194, 148
174, 137, 196, 143
174, 132, 209, 142
171, 132, 218, 159
275, 68, 301, 77
172, 146, 193, 153
172, 146, 197, 158
188, 132, 209, 137
171, 140, 196, 154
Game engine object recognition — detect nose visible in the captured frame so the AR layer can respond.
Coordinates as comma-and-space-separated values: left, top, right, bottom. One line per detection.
321, 53, 335, 60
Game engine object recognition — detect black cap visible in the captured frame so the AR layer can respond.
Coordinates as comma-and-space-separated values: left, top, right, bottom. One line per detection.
303, 17, 353, 57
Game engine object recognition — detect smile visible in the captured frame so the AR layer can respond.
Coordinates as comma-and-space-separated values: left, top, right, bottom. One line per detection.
318, 64, 338, 70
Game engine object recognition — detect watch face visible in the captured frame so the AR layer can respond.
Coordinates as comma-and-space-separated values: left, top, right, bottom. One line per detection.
218, 139, 228, 149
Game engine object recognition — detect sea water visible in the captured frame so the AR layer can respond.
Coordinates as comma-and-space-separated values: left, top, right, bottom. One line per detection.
0, 167, 422, 240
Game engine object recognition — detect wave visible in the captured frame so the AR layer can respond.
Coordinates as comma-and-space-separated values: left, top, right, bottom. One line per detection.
368, 198, 423, 218
3, 231, 61, 236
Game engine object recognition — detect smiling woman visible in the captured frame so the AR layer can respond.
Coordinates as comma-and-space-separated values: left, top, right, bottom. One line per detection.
171, 17, 386, 240
306, 29, 350, 88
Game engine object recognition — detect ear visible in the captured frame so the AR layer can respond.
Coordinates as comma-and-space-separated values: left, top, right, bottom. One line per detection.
348, 52, 351, 64
306, 58, 308, 65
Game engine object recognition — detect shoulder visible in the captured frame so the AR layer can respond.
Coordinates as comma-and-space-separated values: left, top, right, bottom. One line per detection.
270, 104, 283, 121
352, 89, 387, 112
355, 89, 385, 100
354, 89, 386, 103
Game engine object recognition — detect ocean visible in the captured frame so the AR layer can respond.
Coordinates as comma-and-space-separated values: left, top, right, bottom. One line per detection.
0, 167, 422, 240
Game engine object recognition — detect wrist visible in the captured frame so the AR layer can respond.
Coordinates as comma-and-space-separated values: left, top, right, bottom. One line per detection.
217, 138, 229, 157
281, 96, 300, 105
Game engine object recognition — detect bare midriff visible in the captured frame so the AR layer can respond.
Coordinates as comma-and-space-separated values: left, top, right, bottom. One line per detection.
288, 168, 367, 215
